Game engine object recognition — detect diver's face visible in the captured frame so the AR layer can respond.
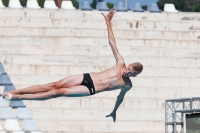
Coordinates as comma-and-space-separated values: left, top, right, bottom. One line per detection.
123, 71, 138, 77
123, 64, 138, 78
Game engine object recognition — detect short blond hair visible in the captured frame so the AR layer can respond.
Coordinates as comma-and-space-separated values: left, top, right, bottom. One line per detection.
132, 62, 143, 73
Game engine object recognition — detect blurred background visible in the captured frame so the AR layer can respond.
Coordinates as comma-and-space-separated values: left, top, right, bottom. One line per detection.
2, 0, 200, 12
1, 0, 200, 132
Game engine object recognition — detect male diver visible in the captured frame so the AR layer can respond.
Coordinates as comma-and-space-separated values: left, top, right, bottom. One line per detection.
3, 8, 143, 122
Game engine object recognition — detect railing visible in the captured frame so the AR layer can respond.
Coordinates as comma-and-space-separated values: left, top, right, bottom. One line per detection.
165, 97, 200, 133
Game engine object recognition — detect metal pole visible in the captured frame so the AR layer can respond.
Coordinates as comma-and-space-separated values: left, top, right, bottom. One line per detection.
172, 102, 176, 133
165, 101, 167, 133
181, 102, 185, 133
124, 0, 127, 9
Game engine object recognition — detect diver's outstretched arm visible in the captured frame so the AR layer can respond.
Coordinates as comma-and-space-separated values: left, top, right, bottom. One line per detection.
106, 87, 130, 122
101, 8, 125, 65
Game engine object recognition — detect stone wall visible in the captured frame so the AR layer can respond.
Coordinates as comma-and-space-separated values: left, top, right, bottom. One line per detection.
0, 9, 200, 133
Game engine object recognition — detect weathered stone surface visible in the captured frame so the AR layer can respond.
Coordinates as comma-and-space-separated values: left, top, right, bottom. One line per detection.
1, 9, 200, 133
35, 120, 164, 133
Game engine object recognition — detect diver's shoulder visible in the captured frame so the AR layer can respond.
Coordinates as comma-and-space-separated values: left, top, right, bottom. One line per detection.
126, 78, 132, 88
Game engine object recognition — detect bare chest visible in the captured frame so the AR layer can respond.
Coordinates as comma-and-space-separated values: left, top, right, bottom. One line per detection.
94, 74, 126, 92
90, 66, 128, 92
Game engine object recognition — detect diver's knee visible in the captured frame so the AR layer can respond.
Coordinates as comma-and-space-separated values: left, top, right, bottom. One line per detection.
47, 82, 60, 90
51, 89, 64, 97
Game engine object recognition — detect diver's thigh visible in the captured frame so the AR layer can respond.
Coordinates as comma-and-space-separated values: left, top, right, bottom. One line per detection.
61, 86, 90, 97
56, 74, 84, 88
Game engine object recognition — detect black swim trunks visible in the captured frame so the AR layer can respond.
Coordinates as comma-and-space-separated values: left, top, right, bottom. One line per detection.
80, 73, 96, 95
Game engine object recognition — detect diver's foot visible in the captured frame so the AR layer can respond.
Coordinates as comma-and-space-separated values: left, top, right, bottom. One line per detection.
2, 92, 13, 100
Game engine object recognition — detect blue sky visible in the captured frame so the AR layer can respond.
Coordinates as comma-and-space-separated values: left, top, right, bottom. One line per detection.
78, 0, 158, 8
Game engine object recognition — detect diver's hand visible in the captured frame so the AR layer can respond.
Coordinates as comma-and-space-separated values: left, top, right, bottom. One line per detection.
106, 111, 116, 122
101, 8, 115, 22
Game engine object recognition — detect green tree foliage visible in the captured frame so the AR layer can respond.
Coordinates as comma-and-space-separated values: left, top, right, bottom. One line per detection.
91, 0, 103, 9
37, 0, 45, 8
2, 0, 28, 7
2, 0, 9, 7
37, 0, 79, 8
20, 0, 27, 7
91, 0, 97, 9
107, 2, 113, 9
1, 0, 79, 8
157, 0, 200, 12
142, 5, 147, 10
71, 0, 79, 9
195, 2, 200, 11
2, 0, 45, 7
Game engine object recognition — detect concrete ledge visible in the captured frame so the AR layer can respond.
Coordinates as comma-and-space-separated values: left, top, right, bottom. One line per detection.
0, 17, 200, 31
0, 27, 199, 40
35, 120, 164, 133
1, 36, 200, 47
1, 8, 200, 22
28, 108, 164, 121
1, 45, 200, 59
